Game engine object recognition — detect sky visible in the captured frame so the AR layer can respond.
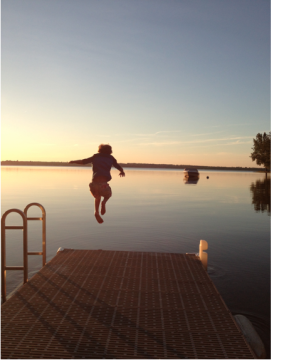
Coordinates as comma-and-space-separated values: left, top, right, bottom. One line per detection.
1, 0, 271, 167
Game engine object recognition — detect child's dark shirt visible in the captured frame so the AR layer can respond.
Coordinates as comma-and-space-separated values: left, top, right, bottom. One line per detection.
80, 153, 123, 181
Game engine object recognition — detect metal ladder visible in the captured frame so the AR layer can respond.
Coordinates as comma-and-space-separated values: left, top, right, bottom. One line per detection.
1, 203, 46, 303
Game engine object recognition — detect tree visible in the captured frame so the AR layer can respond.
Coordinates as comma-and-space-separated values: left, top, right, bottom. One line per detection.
250, 132, 271, 173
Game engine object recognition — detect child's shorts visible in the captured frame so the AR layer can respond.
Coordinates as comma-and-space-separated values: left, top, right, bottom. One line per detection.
89, 182, 112, 199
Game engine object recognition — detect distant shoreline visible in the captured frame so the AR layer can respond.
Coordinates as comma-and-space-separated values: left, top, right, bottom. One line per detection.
1, 161, 264, 172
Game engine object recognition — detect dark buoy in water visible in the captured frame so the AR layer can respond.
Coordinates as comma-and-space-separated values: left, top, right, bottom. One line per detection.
207, 176, 209, 179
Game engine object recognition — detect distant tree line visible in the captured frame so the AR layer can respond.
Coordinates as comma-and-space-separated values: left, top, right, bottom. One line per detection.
1, 160, 262, 171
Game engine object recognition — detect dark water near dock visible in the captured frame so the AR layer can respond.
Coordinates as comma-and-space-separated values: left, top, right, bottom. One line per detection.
1, 166, 271, 356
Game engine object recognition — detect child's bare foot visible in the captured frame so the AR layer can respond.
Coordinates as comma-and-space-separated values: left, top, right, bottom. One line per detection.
95, 213, 104, 224
101, 201, 106, 215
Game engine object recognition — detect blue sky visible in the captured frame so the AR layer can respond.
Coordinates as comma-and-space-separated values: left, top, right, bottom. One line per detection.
1, 0, 271, 166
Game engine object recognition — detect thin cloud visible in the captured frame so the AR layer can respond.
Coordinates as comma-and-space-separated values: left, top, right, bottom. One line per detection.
115, 131, 181, 137
222, 140, 252, 145
87, 135, 111, 141
139, 136, 254, 146
139, 141, 182, 146
226, 123, 252, 127
206, 123, 252, 128
190, 140, 252, 149
190, 131, 225, 137
154, 130, 181, 135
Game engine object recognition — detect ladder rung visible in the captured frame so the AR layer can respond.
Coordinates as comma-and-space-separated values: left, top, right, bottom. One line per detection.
5, 266, 24, 271
27, 217, 42, 220
27, 252, 43, 255
5, 226, 24, 230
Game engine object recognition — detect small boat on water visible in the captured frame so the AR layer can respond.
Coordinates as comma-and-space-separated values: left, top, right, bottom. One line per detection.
184, 168, 199, 178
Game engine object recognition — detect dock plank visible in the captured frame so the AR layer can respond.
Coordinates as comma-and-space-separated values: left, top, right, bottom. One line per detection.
1, 249, 256, 358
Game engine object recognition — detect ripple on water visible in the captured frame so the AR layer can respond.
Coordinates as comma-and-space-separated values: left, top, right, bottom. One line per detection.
207, 265, 227, 278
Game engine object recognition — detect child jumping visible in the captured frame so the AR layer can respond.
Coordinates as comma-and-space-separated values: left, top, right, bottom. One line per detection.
69, 144, 125, 224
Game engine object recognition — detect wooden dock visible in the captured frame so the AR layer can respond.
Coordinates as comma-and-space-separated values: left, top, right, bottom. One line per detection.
1, 249, 256, 359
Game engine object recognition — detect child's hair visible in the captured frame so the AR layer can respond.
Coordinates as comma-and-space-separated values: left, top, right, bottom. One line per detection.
98, 144, 112, 155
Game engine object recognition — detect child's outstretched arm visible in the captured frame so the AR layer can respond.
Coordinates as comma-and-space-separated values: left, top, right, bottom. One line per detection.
116, 165, 125, 177
112, 159, 125, 177
69, 160, 84, 165
69, 156, 93, 165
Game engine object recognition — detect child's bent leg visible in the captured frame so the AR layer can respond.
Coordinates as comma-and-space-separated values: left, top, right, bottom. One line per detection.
101, 196, 110, 215
95, 196, 101, 214
94, 196, 104, 224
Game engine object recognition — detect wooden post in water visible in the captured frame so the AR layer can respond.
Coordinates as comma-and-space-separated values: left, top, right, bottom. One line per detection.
199, 239, 208, 271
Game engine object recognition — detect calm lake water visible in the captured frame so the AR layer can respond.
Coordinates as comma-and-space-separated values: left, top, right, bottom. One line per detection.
1, 166, 271, 355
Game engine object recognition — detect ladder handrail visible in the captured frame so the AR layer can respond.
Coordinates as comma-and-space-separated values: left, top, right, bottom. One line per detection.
1, 203, 47, 304
24, 203, 46, 267
1, 209, 28, 303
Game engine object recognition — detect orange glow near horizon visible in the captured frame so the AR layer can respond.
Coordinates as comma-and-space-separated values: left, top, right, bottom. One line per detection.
1, 105, 265, 169
1, 137, 257, 168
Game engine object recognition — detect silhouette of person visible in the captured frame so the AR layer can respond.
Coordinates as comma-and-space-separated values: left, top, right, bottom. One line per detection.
69, 144, 125, 223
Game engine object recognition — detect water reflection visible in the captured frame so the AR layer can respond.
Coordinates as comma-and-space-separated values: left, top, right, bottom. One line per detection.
183, 176, 199, 185
1, 167, 271, 355
250, 177, 271, 215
